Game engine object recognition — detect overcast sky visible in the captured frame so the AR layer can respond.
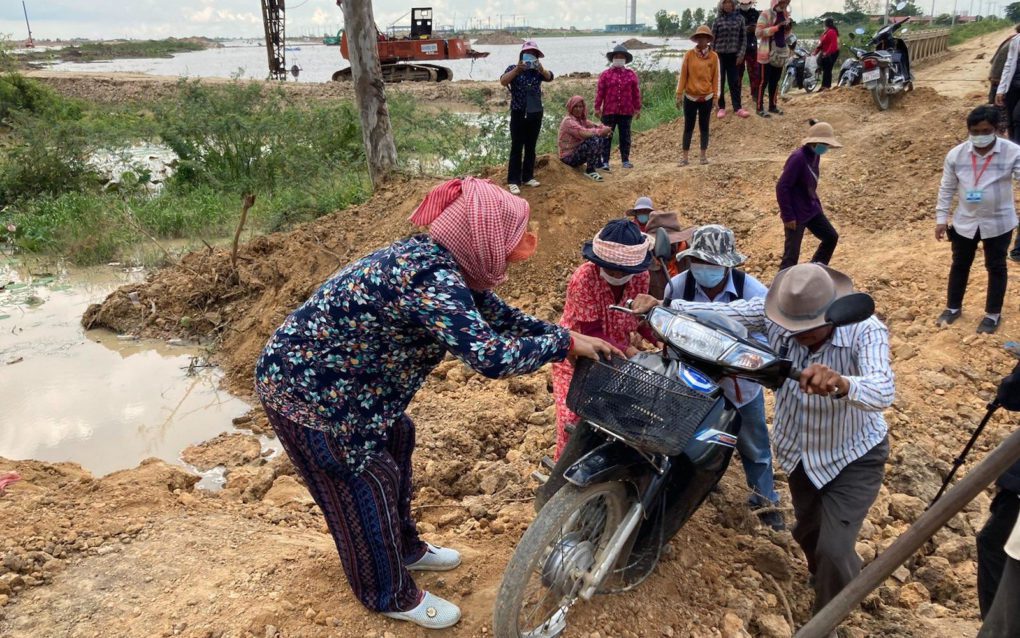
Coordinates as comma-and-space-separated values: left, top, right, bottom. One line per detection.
0, 0, 997, 40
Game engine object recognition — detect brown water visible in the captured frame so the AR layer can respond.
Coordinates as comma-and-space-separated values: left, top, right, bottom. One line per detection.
0, 257, 270, 479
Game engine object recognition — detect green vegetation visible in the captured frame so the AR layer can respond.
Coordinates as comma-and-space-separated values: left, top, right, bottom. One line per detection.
948, 18, 1012, 45
15, 38, 212, 64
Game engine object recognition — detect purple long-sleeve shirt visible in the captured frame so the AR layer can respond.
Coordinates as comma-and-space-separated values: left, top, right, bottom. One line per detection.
776, 145, 824, 224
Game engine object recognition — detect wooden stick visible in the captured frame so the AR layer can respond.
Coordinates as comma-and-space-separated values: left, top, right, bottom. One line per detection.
231, 193, 256, 271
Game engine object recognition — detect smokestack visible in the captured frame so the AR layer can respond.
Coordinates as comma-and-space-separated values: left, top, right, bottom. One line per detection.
630, 0, 637, 25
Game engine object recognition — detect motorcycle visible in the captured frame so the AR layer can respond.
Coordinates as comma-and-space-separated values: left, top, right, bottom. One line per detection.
837, 45, 867, 88
860, 18, 912, 110
780, 45, 820, 96
492, 231, 877, 638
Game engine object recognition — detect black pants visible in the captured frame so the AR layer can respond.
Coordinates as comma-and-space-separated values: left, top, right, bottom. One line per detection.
758, 63, 782, 110
717, 52, 743, 111
779, 212, 839, 270
1005, 87, 1020, 146
977, 489, 1020, 617
947, 226, 1012, 314
820, 53, 838, 89
980, 556, 1020, 637
1012, 232, 1020, 260
600, 114, 633, 164
789, 438, 889, 613
682, 98, 712, 151
507, 110, 543, 185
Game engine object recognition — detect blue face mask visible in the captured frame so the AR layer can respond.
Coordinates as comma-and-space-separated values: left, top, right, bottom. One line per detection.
636, 213, 650, 225
522, 53, 537, 64
690, 263, 728, 289
813, 144, 829, 155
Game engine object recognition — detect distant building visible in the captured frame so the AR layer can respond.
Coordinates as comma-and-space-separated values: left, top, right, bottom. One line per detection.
605, 23, 647, 32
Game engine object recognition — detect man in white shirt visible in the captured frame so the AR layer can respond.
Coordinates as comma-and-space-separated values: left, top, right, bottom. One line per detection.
632, 263, 894, 614
662, 225, 783, 530
935, 105, 1019, 334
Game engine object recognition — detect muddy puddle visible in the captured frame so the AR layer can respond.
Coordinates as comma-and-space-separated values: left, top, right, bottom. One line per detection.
0, 257, 277, 484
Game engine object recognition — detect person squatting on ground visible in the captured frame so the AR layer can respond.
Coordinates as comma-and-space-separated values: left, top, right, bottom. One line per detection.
814, 18, 840, 90
501, 40, 553, 195
552, 219, 659, 458
254, 177, 620, 630
595, 44, 642, 170
661, 225, 784, 530
935, 105, 1018, 335
626, 195, 656, 233
558, 95, 612, 181
738, 0, 763, 105
755, 0, 792, 117
631, 262, 895, 617
777, 121, 842, 270
677, 25, 720, 166
712, 0, 750, 119
644, 209, 693, 299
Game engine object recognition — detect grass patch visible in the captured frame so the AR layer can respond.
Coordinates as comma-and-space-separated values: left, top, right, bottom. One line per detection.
948, 18, 1012, 45
15, 38, 212, 64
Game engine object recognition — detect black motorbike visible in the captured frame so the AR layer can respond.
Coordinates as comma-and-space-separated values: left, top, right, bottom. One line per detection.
860, 18, 912, 110
837, 45, 867, 87
492, 233, 876, 638
780, 45, 820, 96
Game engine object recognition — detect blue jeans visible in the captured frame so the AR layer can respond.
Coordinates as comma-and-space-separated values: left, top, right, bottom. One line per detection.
736, 393, 779, 507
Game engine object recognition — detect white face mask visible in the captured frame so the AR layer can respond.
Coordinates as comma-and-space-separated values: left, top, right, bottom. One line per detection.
970, 133, 996, 148
612, 58, 626, 68
600, 268, 634, 286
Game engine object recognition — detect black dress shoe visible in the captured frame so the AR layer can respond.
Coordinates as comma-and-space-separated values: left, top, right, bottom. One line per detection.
977, 316, 1000, 334
936, 309, 961, 327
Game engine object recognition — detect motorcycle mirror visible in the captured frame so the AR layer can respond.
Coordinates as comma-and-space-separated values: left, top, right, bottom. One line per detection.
997, 362, 1020, 411
824, 293, 875, 328
854, 27, 866, 35
653, 228, 673, 260
895, 1, 908, 9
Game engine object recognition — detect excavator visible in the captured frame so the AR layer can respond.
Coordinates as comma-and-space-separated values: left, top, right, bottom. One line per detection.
260, 1, 489, 83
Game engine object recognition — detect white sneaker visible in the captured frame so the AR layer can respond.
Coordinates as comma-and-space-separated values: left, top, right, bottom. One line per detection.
407, 543, 462, 571
524, 178, 541, 187
508, 184, 521, 195
382, 591, 461, 629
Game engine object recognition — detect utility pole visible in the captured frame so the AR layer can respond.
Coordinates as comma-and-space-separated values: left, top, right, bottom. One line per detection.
338, 0, 398, 188
21, 1, 34, 48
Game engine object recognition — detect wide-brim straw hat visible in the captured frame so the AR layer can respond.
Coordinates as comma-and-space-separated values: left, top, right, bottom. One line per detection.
644, 210, 693, 245
802, 121, 843, 148
606, 44, 634, 64
764, 264, 854, 333
691, 25, 714, 42
581, 219, 653, 274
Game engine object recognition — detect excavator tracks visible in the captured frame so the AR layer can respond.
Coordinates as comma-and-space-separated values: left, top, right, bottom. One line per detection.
332, 63, 453, 83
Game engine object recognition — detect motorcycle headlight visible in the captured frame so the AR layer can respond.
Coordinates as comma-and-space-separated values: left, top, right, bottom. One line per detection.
720, 343, 776, 371
648, 308, 776, 372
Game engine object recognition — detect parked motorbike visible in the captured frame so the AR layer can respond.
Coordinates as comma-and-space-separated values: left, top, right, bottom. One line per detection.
491, 232, 877, 638
837, 45, 867, 87
860, 18, 912, 110
781, 45, 820, 96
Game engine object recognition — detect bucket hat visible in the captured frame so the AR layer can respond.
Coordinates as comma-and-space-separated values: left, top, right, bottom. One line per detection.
691, 25, 715, 43
764, 263, 855, 333
606, 44, 634, 64
626, 196, 655, 216
644, 211, 693, 245
802, 121, 843, 148
520, 40, 544, 58
581, 219, 653, 274
675, 224, 746, 268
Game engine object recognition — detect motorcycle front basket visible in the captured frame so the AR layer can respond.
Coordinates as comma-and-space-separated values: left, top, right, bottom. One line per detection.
566, 356, 721, 456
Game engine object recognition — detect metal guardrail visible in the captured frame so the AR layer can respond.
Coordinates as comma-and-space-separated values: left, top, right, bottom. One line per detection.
902, 28, 951, 64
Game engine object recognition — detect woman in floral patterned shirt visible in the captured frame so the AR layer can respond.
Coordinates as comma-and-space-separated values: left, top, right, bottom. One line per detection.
552, 219, 658, 457
255, 177, 618, 630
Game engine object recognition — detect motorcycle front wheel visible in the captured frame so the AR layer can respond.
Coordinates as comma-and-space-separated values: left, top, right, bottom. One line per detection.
780, 70, 793, 96
493, 481, 630, 638
837, 70, 851, 87
804, 75, 818, 93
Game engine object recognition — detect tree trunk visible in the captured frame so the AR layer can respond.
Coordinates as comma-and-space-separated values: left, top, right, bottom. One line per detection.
339, 0, 398, 189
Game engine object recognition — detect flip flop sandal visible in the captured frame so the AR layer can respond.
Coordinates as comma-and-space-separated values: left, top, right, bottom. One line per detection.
585, 171, 603, 182
700, 157, 710, 165
678, 159, 689, 167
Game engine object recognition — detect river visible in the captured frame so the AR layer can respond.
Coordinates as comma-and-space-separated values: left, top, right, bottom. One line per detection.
43, 35, 691, 84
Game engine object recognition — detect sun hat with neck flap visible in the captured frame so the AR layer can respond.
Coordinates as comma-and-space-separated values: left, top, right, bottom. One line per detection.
409, 177, 532, 290
581, 219, 653, 274
764, 263, 854, 333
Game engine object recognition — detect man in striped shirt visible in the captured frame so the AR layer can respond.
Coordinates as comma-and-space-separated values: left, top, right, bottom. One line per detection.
632, 263, 894, 614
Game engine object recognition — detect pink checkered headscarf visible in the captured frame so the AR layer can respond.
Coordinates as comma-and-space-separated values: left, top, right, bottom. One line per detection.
409, 177, 530, 290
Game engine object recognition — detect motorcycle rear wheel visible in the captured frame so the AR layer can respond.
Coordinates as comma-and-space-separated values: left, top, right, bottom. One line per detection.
492, 481, 629, 638
871, 67, 891, 111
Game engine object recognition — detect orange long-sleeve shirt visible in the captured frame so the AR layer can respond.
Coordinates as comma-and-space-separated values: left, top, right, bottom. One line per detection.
676, 48, 721, 102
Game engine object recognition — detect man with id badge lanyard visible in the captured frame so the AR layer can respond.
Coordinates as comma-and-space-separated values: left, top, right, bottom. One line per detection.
936, 105, 1020, 334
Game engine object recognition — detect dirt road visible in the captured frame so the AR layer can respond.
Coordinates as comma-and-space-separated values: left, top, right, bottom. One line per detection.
3, 31, 1020, 638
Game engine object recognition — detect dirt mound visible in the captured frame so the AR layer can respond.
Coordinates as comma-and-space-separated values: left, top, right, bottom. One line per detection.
473, 31, 525, 46
7, 35, 1020, 638
621, 38, 663, 50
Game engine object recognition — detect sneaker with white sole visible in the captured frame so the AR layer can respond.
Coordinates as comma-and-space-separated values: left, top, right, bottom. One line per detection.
508, 184, 521, 195
524, 179, 541, 187
407, 543, 462, 571
382, 591, 461, 629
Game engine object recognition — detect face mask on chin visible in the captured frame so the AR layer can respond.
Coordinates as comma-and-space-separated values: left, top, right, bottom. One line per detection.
690, 263, 728, 288
600, 268, 635, 286
970, 133, 997, 148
